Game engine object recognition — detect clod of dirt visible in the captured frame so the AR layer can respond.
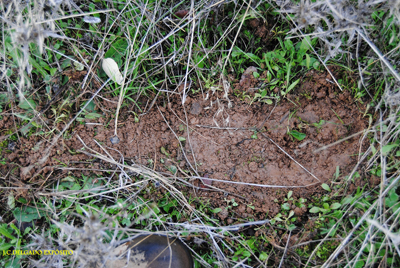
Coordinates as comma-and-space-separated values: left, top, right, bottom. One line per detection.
218, 207, 229, 221
248, 162, 258, 173
175, 10, 189, 19
294, 207, 306, 217
240, 66, 257, 86
248, 19, 259, 28
239, 66, 259, 95
248, 18, 268, 39
297, 110, 319, 124
189, 102, 203, 115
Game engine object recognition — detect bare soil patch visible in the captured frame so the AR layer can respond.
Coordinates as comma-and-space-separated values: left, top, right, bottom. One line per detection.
2, 69, 368, 221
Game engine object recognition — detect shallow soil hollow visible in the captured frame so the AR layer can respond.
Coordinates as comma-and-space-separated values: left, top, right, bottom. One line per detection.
3, 70, 368, 220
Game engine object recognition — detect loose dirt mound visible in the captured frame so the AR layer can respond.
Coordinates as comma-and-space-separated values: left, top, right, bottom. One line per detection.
2, 70, 368, 221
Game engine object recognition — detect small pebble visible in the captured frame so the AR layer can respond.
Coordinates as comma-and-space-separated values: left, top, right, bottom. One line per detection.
7, 141, 16, 151
110, 136, 120, 144
52, 84, 60, 94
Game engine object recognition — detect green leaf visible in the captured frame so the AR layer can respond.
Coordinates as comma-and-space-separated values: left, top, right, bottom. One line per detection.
85, 113, 102, 119
13, 207, 43, 223
355, 261, 365, 268
104, 38, 129, 66
284, 39, 294, 51
178, 137, 186, 142
9, 223, 20, 237
306, 54, 311, 69
0, 93, 10, 103
7, 193, 15, 209
386, 188, 399, 208
263, 99, 273, 105
0, 225, 16, 239
259, 252, 268, 261
19, 99, 37, 110
288, 210, 294, 218
17, 198, 27, 204
286, 78, 300, 94
29, 56, 49, 78
83, 100, 96, 112
289, 130, 306, 141
211, 208, 222, 213
309, 207, 320, 213
121, 217, 131, 226
5, 255, 22, 268
330, 203, 341, 210
71, 183, 81, 190
287, 191, 293, 199
195, 55, 204, 68
245, 53, 260, 65
382, 144, 398, 155
231, 47, 242, 58
160, 147, 169, 156
261, 90, 267, 98
0, 243, 13, 251
168, 165, 177, 174
321, 183, 331, 192
76, 204, 83, 215
242, 250, 251, 257
300, 36, 312, 52
341, 195, 354, 205
31, 120, 41, 128
61, 59, 71, 70
281, 203, 290, 210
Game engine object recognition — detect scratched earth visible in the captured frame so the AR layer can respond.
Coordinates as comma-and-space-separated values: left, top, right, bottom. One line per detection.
1, 68, 370, 221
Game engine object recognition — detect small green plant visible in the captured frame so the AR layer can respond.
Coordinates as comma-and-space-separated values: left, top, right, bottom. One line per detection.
288, 129, 306, 141
270, 211, 296, 231
309, 200, 341, 215
252, 36, 319, 104
312, 119, 326, 129
295, 197, 307, 208
160, 147, 170, 157
224, 198, 239, 210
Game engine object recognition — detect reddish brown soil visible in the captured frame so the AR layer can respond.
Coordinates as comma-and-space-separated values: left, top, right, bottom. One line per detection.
1, 69, 368, 221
